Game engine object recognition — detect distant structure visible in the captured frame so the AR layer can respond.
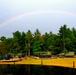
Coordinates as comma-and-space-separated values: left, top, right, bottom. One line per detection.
34, 51, 52, 58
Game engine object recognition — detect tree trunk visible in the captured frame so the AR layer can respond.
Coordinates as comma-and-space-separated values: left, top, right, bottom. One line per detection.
28, 41, 30, 56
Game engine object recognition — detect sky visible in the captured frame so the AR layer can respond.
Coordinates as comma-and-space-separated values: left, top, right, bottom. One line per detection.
0, 0, 76, 37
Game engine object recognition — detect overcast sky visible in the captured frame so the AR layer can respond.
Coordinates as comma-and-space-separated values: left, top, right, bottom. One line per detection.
0, 0, 76, 37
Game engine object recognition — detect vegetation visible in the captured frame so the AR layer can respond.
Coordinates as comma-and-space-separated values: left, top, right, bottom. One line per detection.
0, 25, 76, 56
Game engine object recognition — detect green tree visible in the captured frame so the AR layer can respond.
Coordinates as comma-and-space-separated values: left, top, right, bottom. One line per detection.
13, 31, 26, 54
32, 29, 44, 54
20, 32, 26, 53
42, 32, 50, 51
71, 28, 76, 53
25, 30, 33, 56
0, 36, 6, 41
58, 25, 74, 53
13, 31, 22, 53
0, 41, 5, 55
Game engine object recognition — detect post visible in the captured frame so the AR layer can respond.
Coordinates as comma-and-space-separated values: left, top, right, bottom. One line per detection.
14, 54, 15, 66
73, 61, 75, 68
41, 59, 43, 65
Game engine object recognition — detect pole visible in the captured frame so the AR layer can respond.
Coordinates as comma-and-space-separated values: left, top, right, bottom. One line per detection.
73, 61, 75, 68
41, 59, 43, 65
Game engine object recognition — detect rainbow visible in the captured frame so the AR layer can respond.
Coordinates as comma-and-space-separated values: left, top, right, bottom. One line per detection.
0, 10, 76, 26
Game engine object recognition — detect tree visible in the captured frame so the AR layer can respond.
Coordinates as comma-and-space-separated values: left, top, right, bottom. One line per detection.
42, 32, 50, 51
25, 30, 33, 56
0, 36, 6, 41
71, 28, 76, 53
20, 32, 26, 53
58, 25, 74, 53
13, 31, 26, 54
12, 31, 22, 53
0, 41, 5, 55
0, 25, 76, 56
32, 29, 44, 54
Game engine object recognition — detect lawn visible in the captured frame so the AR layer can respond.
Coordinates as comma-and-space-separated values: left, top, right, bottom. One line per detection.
0, 57, 76, 68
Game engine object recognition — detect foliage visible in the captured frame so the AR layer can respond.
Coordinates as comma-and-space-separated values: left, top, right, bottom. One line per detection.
0, 25, 76, 55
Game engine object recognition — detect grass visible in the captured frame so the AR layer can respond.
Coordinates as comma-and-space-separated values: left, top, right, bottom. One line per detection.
0, 57, 76, 68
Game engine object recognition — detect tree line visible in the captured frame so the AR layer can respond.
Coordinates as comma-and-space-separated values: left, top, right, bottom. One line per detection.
0, 25, 76, 56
